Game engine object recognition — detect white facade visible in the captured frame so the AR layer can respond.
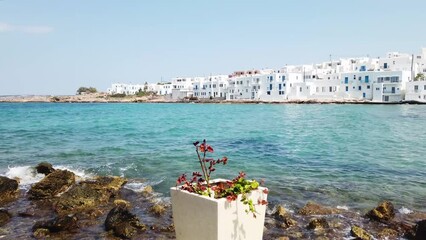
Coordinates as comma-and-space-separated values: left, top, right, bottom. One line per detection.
405, 80, 426, 102
107, 48, 426, 103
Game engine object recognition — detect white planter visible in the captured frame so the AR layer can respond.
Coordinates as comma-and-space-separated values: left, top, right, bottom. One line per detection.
170, 179, 268, 240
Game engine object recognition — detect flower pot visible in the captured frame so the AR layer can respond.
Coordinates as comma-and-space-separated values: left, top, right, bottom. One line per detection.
170, 178, 268, 240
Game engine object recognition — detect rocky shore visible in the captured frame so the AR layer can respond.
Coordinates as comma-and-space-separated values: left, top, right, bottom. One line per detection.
0, 163, 425, 239
1, 93, 425, 104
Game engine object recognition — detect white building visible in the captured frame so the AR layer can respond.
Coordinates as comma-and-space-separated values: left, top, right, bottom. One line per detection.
107, 48, 426, 103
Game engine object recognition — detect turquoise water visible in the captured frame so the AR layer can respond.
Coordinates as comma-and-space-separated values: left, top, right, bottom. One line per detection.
0, 103, 425, 211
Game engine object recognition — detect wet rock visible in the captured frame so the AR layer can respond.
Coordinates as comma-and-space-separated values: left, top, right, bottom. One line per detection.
28, 170, 75, 199
307, 218, 329, 230
54, 176, 127, 215
143, 185, 153, 195
150, 203, 166, 216
33, 215, 78, 233
273, 205, 297, 229
0, 176, 19, 205
105, 205, 146, 239
35, 162, 55, 175
377, 228, 398, 239
33, 228, 50, 239
414, 220, 426, 240
351, 225, 373, 240
366, 200, 395, 222
298, 201, 342, 215
0, 209, 12, 227
114, 199, 131, 208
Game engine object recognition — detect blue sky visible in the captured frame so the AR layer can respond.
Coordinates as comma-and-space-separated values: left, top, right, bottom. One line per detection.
1, 0, 425, 95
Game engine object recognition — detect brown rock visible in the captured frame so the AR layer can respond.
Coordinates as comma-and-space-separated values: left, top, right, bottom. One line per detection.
351, 225, 373, 240
366, 201, 395, 222
0, 209, 11, 227
307, 218, 329, 230
273, 205, 297, 229
150, 204, 166, 216
33, 215, 78, 233
35, 162, 55, 175
54, 176, 127, 215
0, 176, 19, 205
298, 201, 342, 215
377, 228, 398, 239
28, 170, 75, 199
114, 199, 131, 209
33, 228, 50, 239
105, 205, 146, 238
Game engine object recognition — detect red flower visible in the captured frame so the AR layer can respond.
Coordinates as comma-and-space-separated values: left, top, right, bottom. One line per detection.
199, 143, 214, 153
262, 188, 269, 194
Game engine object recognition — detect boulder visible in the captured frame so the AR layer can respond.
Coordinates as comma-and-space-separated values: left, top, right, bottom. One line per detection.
150, 203, 166, 216
0, 209, 11, 227
307, 218, 329, 230
105, 205, 146, 239
415, 220, 426, 240
366, 201, 395, 222
28, 170, 75, 199
32, 215, 78, 233
351, 225, 373, 240
35, 162, 55, 175
0, 176, 19, 205
273, 205, 297, 229
377, 228, 398, 239
298, 201, 342, 215
54, 176, 127, 215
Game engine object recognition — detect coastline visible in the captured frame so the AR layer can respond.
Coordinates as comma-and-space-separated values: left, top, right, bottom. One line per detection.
1, 93, 425, 104
1, 163, 425, 239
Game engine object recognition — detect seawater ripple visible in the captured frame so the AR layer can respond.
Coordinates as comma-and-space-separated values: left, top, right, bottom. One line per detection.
0, 103, 425, 211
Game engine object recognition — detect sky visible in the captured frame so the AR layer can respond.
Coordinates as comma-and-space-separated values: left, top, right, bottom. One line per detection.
1, 0, 425, 95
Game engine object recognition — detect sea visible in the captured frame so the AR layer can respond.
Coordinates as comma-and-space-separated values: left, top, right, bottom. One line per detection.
0, 102, 425, 213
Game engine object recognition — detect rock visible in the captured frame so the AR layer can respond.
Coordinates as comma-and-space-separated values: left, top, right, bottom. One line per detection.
105, 205, 146, 239
150, 204, 166, 216
377, 228, 398, 239
33, 215, 78, 233
35, 162, 55, 175
273, 205, 297, 229
298, 201, 342, 215
415, 220, 426, 240
0, 176, 19, 205
0, 209, 11, 227
307, 218, 329, 230
366, 201, 395, 222
143, 185, 153, 195
33, 228, 50, 239
28, 170, 75, 199
114, 199, 131, 209
54, 176, 127, 215
351, 225, 373, 240
277, 237, 290, 240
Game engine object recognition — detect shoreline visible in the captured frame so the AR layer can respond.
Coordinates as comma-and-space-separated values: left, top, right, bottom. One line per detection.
1, 163, 425, 239
1, 94, 425, 104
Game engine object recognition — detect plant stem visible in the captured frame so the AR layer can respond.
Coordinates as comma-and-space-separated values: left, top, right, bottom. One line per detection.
195, 148, 208, 185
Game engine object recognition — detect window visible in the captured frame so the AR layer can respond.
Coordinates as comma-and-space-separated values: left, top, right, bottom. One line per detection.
345, 77, 349, 84
282, 76, 285, 81
329, 86, 333, 92
353, 75, 356, 80
424, 85, 426, 90
358, 86, 362, 91
414, 85, 419, 91
365, 76, 369, 83
376, 88, 380, 91
345, 86, 348, 92
267, 91, 271, 95
358, 76, 361, 81
279, 84, 282, 90
269, 84, 273, 91
367, 85, 370, 89
299, 87, 302, 92
384, 63, 388, 69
